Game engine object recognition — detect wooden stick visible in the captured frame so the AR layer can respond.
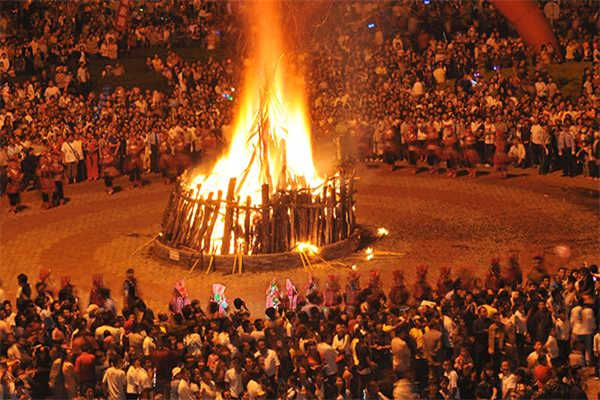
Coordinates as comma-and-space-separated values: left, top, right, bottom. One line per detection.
221, 178, 237, 255
261, 184, 270, 254
244, 196, 251, 255
204, 190, 223, 251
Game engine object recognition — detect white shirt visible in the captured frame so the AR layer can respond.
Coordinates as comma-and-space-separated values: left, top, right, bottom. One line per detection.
103, 366, 127, 400
570, 306, 596, 336
224, 368, 243, 398
95, 325, 124, 345
143, 336, 156, 356
126, 366, 146, 394
317, 342, 338, 376
500, 373, 517, 399
183, 333, 202, 357
443, 369, 459, 398
255, 348, 279, 377
177, 379, 196, 400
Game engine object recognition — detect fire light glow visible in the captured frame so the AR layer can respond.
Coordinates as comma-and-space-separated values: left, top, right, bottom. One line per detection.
295, 242, 320, 255
377, 227, 389, 237
184, 1, 322, 253
365, 247, 374, 261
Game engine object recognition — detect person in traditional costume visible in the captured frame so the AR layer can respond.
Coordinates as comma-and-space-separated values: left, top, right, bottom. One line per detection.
462, 134, 480, 178
266, 280, 281, 310
125, 133, 144, 188
37, 153, 54, 209
84, 133, 99, 181
285, 279, 298, 312
49, 151, 66, 206
413, 265, 432, 303
388, 270, 410, 307
405, 125, 421, 174
324, 274, 341, 309
169, 279, 190, 315
158, 141, 177, 184
173, 134, 191, 176
425, 126, 441, 174
436, 266, 454, 297
493, 128, 510, 178
89, 274, 106, 307
442, 128, 459, 178
100, 145, 119, 195
6, 156, 24, 213
344, 271, 360, 315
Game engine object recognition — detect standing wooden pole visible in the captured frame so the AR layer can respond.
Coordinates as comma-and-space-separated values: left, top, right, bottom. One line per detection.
204, 190, 223, 252
221, 178, 237, 255
244, 196, 251, 255
261, 184, 270, 254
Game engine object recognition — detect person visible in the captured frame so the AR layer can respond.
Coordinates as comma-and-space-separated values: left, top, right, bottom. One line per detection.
5, 156, 23, 213
123, 268, 139, 310
493, 128, 510, 178
103, 358, 127, 400
61, 135, 82, 184
125, 134, 144, 189
50, 151, 66, 206
557, 124, 576, 177
85, 133, 99, 182
37, 153, 54, 209
508, 138, 527, 168
101, 145, 119, 195
462, 134, 480, 178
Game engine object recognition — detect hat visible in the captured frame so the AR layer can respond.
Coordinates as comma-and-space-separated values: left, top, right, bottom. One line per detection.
172, 367, 183, 378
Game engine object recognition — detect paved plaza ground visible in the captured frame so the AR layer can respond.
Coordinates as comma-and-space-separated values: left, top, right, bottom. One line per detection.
2, 163, 598, 315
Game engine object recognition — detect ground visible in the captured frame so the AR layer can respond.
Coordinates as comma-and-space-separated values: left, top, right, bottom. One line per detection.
2, 161, 599, 394
2, 162, 598, 314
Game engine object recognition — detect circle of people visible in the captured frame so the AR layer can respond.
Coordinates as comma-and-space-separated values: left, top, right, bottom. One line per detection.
1, 1, 600, 213
0, 255, 599, 399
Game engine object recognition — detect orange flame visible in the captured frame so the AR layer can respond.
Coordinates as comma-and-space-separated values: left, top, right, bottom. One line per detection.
186, 1, 322, 253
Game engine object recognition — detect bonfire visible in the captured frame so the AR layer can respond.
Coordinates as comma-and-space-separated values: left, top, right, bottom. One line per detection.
159, 1, 355, 257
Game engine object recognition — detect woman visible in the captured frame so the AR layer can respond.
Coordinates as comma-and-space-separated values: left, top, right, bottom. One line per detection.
6, 156, 24, 213
50, 151, 66, 206
37, 153, 54, 209
85, 134, 99, 182
493, 128, 510, 178
125, 134, 144, 189
100, 146, 119, 195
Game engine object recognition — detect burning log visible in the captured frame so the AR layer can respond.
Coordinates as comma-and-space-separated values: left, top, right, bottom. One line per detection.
221, 178, 237, 255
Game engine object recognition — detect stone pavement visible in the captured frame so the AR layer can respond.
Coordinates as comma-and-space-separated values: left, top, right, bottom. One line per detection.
0, 166, 598, 319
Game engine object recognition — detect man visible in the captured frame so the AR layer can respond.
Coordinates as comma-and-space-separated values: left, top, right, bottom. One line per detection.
254, 339, 279, 386
530, 119, 549, 174
499, 361, 517, 399
75, 345, 96, 392
61, 135, 81, 184
442, 359, 459, 399
224, 357, 244, 399
123, 268, 139, 310
103, 358, 127, 400
508, 138, 526, 167
177, 368, 197, 400
527, 255, 548, 285
557, 124, 576, 177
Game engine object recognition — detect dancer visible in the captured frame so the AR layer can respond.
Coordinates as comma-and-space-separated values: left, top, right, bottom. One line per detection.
425, 126, 441, 174
442, 128, 459, 178
405, 124, 420, 173
50, 151, 66, 206
125, 133, 144, 189
463, 133, 480, 178
158, 141, 177, 184
101, 145, 119, 195
493, 128, 510, 178
85, 133, 99, 181
37, 153, 54, 209
6, 156, 24, 213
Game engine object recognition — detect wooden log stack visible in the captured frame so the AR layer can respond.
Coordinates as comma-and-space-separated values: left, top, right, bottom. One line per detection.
159, 173, 357, 256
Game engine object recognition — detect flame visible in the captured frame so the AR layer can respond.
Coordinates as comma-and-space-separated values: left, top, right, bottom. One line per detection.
295, 242, 320, 255
185, 1, 322, 253
377, 227, 389, 237
365, 247, 374, 261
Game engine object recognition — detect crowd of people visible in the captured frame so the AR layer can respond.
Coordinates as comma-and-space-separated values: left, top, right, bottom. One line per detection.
0, 255, 599, 399
1, 0, 600, 213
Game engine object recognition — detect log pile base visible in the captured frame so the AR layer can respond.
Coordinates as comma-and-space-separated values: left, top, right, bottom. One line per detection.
151, 228, 363, 272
